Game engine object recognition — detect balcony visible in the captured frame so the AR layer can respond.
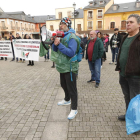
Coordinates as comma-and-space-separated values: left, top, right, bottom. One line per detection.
97, 15, 103, 19
25, 28, 28, 31
87, 26, 92, 30
15, 27, 20, 31
31, 28, 35, 32
0, 26, 8, 30
21, 27, 24, 30
76, 28, 82, 31
87, 16, 93, 20
11, 26, 15, 30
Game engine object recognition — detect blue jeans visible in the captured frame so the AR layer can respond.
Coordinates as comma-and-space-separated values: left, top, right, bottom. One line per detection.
44, 50, 49, 59
88, 58, 101, 84
111, 47, 118, 62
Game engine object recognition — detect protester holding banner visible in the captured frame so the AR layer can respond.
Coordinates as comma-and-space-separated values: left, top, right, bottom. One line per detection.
0, 34, 7, 61
24, 34, 34, 66
9, 32, 15, 61
16, 33, 25, 63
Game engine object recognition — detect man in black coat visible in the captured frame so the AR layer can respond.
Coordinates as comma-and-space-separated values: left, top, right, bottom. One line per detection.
109, 28, 122, 65
9, 32, 16, 61
82, 33, 88, 58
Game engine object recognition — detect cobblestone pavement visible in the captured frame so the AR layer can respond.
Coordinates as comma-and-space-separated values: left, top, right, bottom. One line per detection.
0, 49, 140, 140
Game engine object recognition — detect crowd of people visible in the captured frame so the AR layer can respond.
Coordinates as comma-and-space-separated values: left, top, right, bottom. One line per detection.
1, 14, 140, 134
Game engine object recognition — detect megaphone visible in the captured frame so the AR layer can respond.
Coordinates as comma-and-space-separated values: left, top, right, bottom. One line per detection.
40, 25, 65, 45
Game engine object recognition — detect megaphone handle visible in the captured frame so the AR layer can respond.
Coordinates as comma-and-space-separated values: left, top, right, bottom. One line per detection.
44, 41, 54, 45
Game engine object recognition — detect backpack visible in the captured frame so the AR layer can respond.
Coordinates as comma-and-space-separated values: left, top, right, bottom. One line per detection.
65, 33, 83, 81
65, 33, 83, 63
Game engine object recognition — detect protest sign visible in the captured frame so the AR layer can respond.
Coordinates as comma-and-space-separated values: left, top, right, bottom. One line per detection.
0, 41, 13, 58
13, 39, 40, 61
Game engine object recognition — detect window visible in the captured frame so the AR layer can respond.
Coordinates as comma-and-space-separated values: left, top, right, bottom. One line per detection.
97, 10, 103, 18
136, 2, 140, 8
110, 22, 115, 30
77, 24, 81, 31
16, 22, 18, 27
10, 21, 13, 27
113, 5, 118, 11
99, 1, 104, 5
98, 21, 102, 29
121, 21, 126, 30
50, 25, 54, 31
58, 12, 62, 19
88, 21, 92, 29
88, 11, 93, 19
1, 21, 5, 27
67, 11, 72, 18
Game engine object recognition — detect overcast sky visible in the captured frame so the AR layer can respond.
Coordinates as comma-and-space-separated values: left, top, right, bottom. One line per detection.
0, 0, 136, 16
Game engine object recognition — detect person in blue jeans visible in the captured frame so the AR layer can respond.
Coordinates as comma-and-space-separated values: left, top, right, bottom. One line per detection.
110, 28, 122, 65
44, 49, 49, 61
86, 30, 104, 88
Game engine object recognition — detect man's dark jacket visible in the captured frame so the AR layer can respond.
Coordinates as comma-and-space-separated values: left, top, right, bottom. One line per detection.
82, 37, 88, 49
115, 32, 140, 76
110, 33, 122, 48
16, 36, 22, 39
86, 38, 104, 63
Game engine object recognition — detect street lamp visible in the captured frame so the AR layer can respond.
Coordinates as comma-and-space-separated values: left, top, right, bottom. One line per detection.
73, 2, 76, 30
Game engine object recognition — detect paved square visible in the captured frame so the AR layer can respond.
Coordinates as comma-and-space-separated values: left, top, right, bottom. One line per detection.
0, 50, 139, 140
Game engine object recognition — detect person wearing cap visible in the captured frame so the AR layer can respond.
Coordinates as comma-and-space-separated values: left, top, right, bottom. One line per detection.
115, 14, 140, 124
109, 28, 122, 65
51, 17, 80, 120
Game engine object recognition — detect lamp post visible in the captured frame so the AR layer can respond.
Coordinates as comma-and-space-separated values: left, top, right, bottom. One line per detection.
73, 2, 76, 30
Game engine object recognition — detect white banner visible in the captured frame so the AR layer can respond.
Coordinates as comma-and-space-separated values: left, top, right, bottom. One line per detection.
0, 41, 13, 58
13, 39, 40, 61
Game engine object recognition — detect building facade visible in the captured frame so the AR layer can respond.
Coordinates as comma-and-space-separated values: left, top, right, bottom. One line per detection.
83, 0, 114, 32
0, 11, 36, 39
46, 7, 84, 32
104, 1, 140, 31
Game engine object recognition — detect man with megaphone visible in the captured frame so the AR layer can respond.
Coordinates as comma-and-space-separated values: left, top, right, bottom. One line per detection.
51, 17, 80, 120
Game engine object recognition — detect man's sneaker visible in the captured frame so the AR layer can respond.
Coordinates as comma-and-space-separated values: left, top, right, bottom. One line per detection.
109, 62, 114, 64
57, 100, 71, 106
95, 83, 99, 88
118, 115, 125, 121
87, 80, 95, 83
68, 110, 78, 120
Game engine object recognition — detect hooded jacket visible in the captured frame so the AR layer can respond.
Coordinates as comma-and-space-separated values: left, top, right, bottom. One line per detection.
51, 28, 80, 73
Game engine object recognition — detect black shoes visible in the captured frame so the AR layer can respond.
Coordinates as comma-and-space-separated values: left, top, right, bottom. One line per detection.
51, 66, 55, 68
118, 115, 125, 121
87, 80, 95, 83
95, 83, 99, 88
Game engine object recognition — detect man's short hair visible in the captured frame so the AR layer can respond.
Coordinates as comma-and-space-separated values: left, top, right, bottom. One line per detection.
114, 28, 119, 31
9, 32, 12, 35
16, 33, 19, 35
128, 14, 140, 24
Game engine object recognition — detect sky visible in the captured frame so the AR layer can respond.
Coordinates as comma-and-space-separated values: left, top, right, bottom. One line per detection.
0, 0, 137, 16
